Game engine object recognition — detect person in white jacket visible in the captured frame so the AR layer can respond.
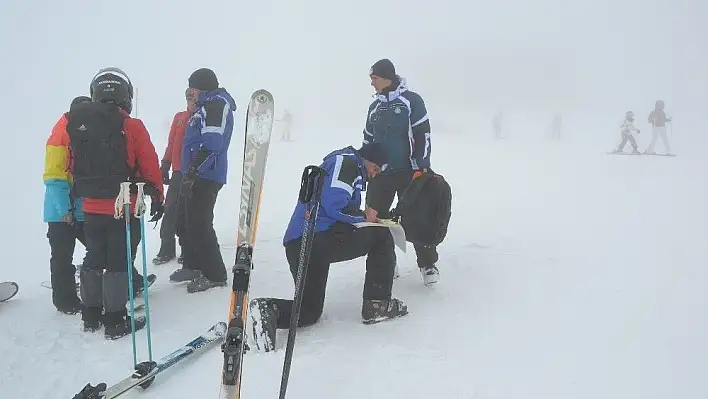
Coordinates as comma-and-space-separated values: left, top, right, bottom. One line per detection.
614, 111, 641, 153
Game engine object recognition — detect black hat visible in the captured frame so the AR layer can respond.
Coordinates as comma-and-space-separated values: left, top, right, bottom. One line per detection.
70, 96, 91, 110
189, 68, 219, 91
358, 142, 387, 168
369, 59, 396, 81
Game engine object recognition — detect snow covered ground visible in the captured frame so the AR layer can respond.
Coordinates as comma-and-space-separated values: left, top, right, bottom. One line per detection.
2, 125, 708, 398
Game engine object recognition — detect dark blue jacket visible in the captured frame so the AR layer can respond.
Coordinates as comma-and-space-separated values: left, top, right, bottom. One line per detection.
362, 77, 432, 174
283, 146, 368, 244
182, 88, 237, 184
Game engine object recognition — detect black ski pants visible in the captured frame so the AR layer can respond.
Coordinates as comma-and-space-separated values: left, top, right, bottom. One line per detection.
47, 222, 85, 308
365, 169, 439, 267
80, 213, 142, 313
176, 177, 227, 282
273, 222, 396, 329
159, 170, 183, 255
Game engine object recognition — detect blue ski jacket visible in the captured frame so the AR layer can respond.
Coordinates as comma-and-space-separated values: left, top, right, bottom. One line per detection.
362, 77, 432, 174
283, 146, 368, 245
182, 88, 237, 184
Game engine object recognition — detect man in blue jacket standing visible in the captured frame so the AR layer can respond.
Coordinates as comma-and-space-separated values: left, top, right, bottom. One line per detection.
169, 68, 235, 293
247, 143, 408, 352
363, 59, 440, 286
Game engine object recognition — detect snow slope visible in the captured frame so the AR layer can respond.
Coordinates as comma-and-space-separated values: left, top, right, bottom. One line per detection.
2, 125, 708, 399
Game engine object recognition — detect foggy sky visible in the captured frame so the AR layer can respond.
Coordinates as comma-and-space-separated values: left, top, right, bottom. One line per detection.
1, 0, 705, 148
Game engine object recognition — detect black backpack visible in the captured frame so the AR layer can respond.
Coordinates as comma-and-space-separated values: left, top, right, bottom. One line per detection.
393, 171, 452, 247
66, 102, 130, 199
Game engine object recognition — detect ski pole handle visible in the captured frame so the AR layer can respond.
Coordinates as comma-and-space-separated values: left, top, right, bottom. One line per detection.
135, 182, 146, 218
298, 165, 328, 203
114, 182, 133, 218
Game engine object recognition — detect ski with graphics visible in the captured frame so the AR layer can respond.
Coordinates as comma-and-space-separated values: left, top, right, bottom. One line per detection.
218, 89, 274, 399
71, 322, 227, 399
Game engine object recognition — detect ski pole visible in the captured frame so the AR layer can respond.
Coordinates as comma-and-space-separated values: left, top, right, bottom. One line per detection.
120, 181, 138, 368
278, 165, 328, 399
135, 183, 154, 362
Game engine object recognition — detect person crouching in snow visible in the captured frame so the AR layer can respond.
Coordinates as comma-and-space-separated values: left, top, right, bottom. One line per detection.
248, 142, 408, 352
68, 67, 165, 340
614, 111, 641, 154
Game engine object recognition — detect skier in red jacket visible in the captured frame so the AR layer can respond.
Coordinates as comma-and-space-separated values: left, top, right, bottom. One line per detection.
67, 67, 165, 340
153, 88, 196, 265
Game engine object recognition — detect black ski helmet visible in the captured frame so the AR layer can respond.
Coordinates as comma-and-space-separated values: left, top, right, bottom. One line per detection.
90, 67, 134, 114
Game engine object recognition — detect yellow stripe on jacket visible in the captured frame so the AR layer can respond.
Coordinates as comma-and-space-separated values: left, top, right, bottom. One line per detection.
43, 113, 83, 223
43, 114, 73, 183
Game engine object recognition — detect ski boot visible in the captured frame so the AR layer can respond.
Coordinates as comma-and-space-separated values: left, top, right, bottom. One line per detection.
186, 274, 227, 293
249, 298, 279, 352
420, 265, 440, 286
362, 298, 408, 325
104, 309, 146, 340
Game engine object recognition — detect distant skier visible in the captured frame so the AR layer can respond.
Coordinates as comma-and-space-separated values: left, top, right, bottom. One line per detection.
278, 109, 293, 141
153, 88, 196, 266
248, 143, 408, 352
613, 111, 641, 154
362, 58, 440, 285
68, 67, 164, 339
169, 68, 235, 293
43, 95, 91, 315
645, 100, 672, 154
493, 111, 503, 139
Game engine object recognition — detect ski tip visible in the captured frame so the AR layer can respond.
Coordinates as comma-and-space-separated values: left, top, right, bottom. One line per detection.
251, 89, 273, 102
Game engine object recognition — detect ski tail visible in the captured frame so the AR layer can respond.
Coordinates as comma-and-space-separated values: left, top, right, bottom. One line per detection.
278, 165, 328, 398
219, 89, 274, 399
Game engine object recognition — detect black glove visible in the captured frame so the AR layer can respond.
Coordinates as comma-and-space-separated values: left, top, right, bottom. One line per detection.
148, 197, 164, 223
181, 165, 197, 198
160, 160, 171, 185
73, 382, 106, 399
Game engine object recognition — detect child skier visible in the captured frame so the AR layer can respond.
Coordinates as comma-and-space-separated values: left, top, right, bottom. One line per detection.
614, 111, 641, 154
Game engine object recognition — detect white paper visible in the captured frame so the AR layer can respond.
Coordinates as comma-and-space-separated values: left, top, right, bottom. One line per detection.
353, 220, 407, 253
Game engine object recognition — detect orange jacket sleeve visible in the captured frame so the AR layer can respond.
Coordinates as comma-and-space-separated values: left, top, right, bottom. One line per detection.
126, 118, 165, 202
162, 113, 179, 163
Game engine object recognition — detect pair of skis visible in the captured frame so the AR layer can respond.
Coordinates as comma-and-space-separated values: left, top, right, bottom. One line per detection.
218, 89, 275, 398
217, 88, 328, 399
606, 151, 677, 157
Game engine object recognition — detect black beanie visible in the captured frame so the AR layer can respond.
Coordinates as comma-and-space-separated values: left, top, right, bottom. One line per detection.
358, 142, 387, 167
189, 68, 219, 91
369, 59, 396, 81
70, 96, 91, 109
71, 96, 91, 106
